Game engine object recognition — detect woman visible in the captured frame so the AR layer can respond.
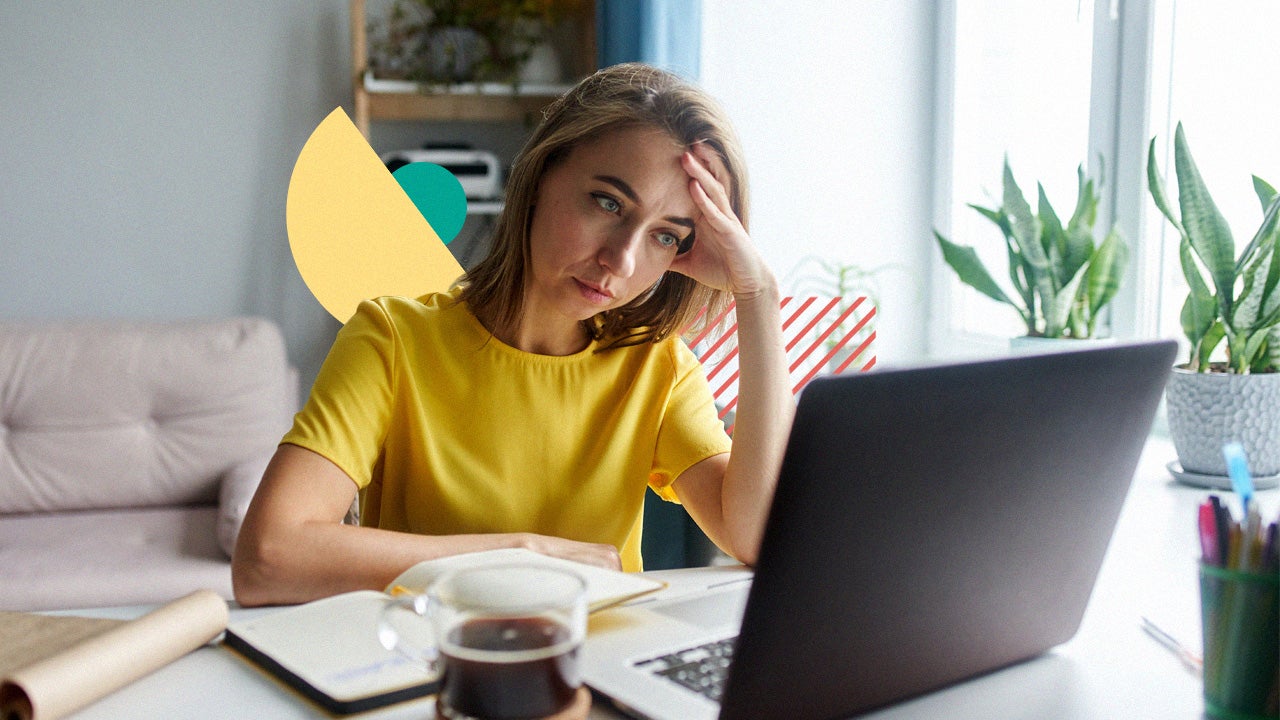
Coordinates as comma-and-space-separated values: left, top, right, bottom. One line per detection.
232, 63, 795, 607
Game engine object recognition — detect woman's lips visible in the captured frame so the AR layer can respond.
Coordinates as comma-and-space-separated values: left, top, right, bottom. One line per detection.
574, 278, 614, 304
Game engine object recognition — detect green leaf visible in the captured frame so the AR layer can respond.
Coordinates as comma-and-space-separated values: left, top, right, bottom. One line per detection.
1067, 163, 1099, 233
1179, 235, 1217, 353
1173, 123, 1238, 318
1005, 239, 1033, 310
1038, 183, 1070, 287
1003, 159, 1054, 331
1081, 227, 1128, 330
967, 203, 1010, 235
1255, 175, 1277, 212
1266, 326, 1280, 372
1068, 303, 1087, 339
1242, 329, 1271, 372
1252, 224, 1280, 332
1198, 321, 1226, 370
1003, 159, 1047, 274
1044, 264, 1087, 338
1234, 191, 1280, 275
934, 231, 1021, 311
1147, 137, 1187, 239
1062, 225, 1097, 293
1233, 243, 1268, 334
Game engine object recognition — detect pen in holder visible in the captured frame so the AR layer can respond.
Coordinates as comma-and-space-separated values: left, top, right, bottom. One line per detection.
1199, 562, 1279, 720
1199, 446, 1280, 719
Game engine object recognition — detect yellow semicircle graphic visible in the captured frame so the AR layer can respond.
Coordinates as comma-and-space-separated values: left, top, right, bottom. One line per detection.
286, 107, 465, 323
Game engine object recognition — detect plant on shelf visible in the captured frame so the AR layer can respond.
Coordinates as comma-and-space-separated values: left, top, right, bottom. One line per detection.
368, 0, 584, 86
1148, 121, 1280, 481
934, 157, 1129, 340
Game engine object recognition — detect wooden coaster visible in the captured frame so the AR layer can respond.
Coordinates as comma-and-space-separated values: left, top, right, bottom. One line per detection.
435, 686, 591, 720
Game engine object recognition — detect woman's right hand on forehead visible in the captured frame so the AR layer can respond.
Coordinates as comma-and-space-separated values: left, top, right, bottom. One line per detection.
669, 145, 776, 300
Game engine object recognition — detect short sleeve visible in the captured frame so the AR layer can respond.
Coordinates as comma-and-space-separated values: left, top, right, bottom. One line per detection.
281, 299, 397, 489
648, 341, 732, 502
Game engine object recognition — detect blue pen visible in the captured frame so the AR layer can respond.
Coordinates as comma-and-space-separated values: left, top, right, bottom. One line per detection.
1222, 441, 1255, 513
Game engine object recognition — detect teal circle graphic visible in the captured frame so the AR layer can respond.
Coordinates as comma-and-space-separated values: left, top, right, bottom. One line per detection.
391, 162, 468, 245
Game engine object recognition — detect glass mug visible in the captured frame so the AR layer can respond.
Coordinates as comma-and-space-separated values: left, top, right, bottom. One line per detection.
379, 564, 588, 720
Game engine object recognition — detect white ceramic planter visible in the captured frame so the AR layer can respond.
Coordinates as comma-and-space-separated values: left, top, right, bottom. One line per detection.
1165, 366, 1280, 476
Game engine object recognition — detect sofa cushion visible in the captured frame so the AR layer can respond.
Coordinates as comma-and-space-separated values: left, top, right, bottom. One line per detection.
0, 318, 293, 515
0, 506, 233, 611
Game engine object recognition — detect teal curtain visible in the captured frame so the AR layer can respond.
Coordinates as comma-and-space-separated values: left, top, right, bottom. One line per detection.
596, 0, 702, 80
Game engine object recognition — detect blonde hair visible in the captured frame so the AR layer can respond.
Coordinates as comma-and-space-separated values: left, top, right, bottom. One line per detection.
459, 62, 748, 350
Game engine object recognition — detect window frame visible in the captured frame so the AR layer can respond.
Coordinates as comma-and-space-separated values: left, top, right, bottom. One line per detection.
928, 0, 1158, 357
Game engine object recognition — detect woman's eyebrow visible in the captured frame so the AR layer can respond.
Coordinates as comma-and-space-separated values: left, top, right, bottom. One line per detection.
594, 175, 695, 230
594, 175, 641, 203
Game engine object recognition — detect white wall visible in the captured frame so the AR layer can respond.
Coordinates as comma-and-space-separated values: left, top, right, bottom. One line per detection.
700, 0, 938, 363
0, 2, 350, 388
1, 2, 940, 383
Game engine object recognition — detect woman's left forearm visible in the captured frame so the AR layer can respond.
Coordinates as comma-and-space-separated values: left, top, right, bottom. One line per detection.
720, 278, 795, 563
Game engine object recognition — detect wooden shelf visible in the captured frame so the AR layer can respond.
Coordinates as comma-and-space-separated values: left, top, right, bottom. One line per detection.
350, 0, 596, 136
362, 85, 563, 124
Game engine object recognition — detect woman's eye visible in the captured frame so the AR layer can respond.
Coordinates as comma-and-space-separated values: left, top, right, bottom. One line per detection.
592, 193, 621, 213
655, 232, 680, 248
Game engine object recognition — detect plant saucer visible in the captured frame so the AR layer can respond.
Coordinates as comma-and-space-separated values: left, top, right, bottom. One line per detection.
1166, 460, 1280, 490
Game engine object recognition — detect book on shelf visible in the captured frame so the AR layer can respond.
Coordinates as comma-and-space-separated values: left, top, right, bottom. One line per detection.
222, 548, 664, 715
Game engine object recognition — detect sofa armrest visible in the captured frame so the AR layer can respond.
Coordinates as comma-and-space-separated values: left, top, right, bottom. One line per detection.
218, 451, 273, 558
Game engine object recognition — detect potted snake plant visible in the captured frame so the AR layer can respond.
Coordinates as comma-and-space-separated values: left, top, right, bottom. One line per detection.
1148, 122, 1280, 484
934, 157, 1129, 346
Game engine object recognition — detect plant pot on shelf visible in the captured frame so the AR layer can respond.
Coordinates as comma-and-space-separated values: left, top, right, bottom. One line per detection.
426, 27, 487, 82
1165, 366, 1280, 487
518, 40, 562, 84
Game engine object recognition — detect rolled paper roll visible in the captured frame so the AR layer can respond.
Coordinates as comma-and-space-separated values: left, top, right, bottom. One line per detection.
0, 590, 228, 720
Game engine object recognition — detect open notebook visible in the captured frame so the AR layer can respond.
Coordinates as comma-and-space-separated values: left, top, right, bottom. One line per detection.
224, 548, 662, 714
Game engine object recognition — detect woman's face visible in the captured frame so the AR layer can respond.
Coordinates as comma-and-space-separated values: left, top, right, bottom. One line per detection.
522, 125, 695, 349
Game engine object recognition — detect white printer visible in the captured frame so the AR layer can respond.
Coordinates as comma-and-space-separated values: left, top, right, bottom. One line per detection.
380, 145, 503, 200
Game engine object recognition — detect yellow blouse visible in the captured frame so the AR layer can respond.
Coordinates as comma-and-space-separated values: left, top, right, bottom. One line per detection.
282, 289, 731, 571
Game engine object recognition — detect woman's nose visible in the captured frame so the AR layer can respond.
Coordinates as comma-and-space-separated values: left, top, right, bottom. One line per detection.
598, 229, 640, 278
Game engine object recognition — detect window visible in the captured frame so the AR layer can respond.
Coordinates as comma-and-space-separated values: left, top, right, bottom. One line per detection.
1143, 0, 1280, 348
934, 0, 1280, 356
931, 0, 1099, 354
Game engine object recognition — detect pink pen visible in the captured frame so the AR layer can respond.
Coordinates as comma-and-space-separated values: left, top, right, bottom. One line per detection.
1198, 501, 1219, 566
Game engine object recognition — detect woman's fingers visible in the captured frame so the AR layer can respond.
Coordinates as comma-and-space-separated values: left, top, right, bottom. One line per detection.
525, 534, 623, 571
682, 151, 735, 220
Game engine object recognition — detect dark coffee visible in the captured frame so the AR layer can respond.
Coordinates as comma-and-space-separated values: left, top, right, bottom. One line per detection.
438, 616, 580, 720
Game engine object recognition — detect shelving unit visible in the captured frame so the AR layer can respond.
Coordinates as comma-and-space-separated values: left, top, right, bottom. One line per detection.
349, 0, 597, 137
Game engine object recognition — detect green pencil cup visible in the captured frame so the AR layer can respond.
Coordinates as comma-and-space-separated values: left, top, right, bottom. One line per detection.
1199, 563, 1280, 720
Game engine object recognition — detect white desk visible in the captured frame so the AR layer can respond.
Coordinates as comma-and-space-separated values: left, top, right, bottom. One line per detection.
59, 437, 1264, 719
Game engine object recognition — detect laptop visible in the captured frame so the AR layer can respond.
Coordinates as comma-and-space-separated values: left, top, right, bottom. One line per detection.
583, 340, 1178, 720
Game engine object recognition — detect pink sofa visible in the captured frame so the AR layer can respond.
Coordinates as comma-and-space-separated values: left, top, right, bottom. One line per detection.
0, 318, 296, 610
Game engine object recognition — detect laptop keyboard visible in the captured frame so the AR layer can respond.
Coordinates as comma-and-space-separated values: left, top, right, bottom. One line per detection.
634, 636, 736, 702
